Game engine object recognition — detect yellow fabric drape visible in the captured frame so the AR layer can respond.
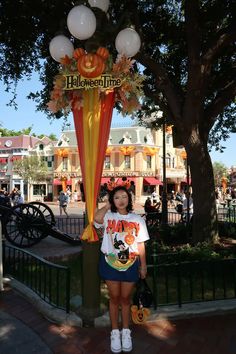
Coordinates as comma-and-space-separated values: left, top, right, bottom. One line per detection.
73, 89, 115, 242
81, 89, 101, 241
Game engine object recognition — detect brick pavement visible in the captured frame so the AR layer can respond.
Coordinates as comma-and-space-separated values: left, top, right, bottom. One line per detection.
1, 285, 236, 354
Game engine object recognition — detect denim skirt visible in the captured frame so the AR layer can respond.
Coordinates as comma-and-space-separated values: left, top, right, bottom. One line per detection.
99, 253, 140, 283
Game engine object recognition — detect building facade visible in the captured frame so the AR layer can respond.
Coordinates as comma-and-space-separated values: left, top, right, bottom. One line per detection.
0, 135, 55, 201
0, 126, 188, 202
53, 126, 187, 202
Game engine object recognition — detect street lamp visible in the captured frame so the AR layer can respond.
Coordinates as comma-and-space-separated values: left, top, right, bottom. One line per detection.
49, 4, 141, 60
181, 150, 191, 224
155, 111, 168, 225
48, 1, 141, 322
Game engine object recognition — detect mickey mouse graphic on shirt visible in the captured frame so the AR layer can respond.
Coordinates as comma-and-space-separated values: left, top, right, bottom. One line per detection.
105, 219, 139, 271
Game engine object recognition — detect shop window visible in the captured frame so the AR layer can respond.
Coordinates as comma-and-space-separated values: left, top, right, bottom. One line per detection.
33, 184, 46, 195
147, 155, 152, 169
172, 157, 175, 168
62, 157, 68, 170
166, 134, 171, 145
104, 155, 111, 169
166, 153, 171, 168
124, 155, 131, 169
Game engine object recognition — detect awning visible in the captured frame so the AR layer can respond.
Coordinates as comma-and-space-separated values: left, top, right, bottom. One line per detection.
116, 177, 136, 184
143, 177, 163, 186
181, 178, 192, 185
53, 179, 72, 185
11, 156, 22, 162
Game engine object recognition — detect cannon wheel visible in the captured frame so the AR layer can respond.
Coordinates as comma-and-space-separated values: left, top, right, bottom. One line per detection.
29, 201, 56, 226
4, 204, 47, 248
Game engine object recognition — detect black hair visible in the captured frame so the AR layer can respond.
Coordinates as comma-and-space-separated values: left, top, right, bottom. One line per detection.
108, 186, 133, 213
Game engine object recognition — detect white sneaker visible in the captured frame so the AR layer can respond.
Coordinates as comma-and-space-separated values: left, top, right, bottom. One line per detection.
110, 329, 121, 353
121, 328, 132, 352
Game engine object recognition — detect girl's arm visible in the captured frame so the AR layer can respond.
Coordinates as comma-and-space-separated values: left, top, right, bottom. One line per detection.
94, 200, 110, 224
137, 241, 147, 279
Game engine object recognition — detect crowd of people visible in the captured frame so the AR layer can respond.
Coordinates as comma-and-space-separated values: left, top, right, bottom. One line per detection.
215, 186, 236, 212
0, 187, 24, 207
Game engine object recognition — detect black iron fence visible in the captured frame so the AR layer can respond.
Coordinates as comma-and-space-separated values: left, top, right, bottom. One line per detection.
146, 244, 236, 309
2, 209, 236, 314
2, 242, 71, 313
54, 214, 86, 238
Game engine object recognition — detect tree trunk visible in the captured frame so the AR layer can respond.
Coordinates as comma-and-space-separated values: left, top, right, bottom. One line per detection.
185, 136, 218, 244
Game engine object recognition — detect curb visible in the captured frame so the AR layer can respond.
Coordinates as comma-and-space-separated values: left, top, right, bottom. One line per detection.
4, 277, 236, 328
3, 277, 83, 327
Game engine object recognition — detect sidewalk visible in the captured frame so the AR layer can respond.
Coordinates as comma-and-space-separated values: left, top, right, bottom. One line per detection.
1, 284, 236, 353
2, 202, 236, 353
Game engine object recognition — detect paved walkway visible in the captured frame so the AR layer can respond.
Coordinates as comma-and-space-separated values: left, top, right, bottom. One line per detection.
1, 285, 236, 353
1, 201, 236, 353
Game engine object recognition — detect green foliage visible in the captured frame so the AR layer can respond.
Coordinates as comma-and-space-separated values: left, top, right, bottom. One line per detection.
0, 1, 235, 135
0, 126, 33, 136
212, 161, 229, 187
0, 125, 57, 140
147, 240, 236, 264
13, 155, 48, 182
218, 221, 236, 238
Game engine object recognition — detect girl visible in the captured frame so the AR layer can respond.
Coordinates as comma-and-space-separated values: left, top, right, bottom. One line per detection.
94, 186, 149, 353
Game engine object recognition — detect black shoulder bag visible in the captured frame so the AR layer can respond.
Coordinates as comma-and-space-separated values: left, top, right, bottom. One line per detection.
132, 278, 153, 308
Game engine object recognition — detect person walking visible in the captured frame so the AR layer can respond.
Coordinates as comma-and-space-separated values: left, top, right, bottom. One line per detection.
94, 186, 149, 353
58, 191, 69, 217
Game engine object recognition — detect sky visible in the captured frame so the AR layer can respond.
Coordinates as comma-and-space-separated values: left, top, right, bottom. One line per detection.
1, 74, 235, 167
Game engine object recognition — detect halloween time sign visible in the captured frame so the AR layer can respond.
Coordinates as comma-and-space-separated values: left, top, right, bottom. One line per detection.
47, 46, 144, 115
63, 73, 122, 90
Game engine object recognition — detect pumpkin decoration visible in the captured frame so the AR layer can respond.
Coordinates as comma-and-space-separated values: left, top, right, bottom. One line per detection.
75, 47, 110, 78
73, 48, 85, 60
96, 47, 109, 60
124, 230, 135, 245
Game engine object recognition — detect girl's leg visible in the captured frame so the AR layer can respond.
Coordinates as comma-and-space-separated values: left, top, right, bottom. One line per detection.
120, 281, 135, 328
106, 280, 121, 329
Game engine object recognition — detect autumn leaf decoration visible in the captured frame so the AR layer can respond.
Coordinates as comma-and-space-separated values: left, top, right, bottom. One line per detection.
47, 49, 144, 116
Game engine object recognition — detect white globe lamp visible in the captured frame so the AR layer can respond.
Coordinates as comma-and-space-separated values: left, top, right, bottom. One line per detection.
115, 28, 141, 57
67, 5, 96, 40
88, 0, 110, 12
49, 35, 74, 62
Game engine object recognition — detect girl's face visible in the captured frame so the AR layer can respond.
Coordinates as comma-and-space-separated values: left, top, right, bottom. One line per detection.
113, 189, 129, 214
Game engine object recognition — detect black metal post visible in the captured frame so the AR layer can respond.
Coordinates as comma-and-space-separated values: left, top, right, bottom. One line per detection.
186, 157, 190, 224
161, 118, 168, 225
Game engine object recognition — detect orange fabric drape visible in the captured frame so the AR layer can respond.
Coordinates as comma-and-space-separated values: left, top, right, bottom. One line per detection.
73, 89, 115, 242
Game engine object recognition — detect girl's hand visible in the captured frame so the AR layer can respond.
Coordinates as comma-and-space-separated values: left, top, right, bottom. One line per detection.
139, 266, 147, 279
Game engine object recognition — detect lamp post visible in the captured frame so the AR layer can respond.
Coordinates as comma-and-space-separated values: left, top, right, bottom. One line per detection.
181, 150, 190, 225
156, 111, 168, 225
48, 1, 141, 323
162, 117, 168, 225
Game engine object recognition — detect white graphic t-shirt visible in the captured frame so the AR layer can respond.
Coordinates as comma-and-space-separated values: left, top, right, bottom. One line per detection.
94, 212, 149, 271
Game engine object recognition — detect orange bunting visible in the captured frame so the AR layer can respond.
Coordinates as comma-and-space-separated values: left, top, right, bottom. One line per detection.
143, 147, 158, 156
120, 146, 135, 155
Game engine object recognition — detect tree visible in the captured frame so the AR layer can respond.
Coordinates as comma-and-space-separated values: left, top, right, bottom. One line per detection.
212, 162, 228, 188
0, 126, 57, 140
0, 1, 235, 242
13, 156, 48, 200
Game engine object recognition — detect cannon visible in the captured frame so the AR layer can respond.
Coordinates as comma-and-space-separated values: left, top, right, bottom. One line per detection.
0, 201, 81, 248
